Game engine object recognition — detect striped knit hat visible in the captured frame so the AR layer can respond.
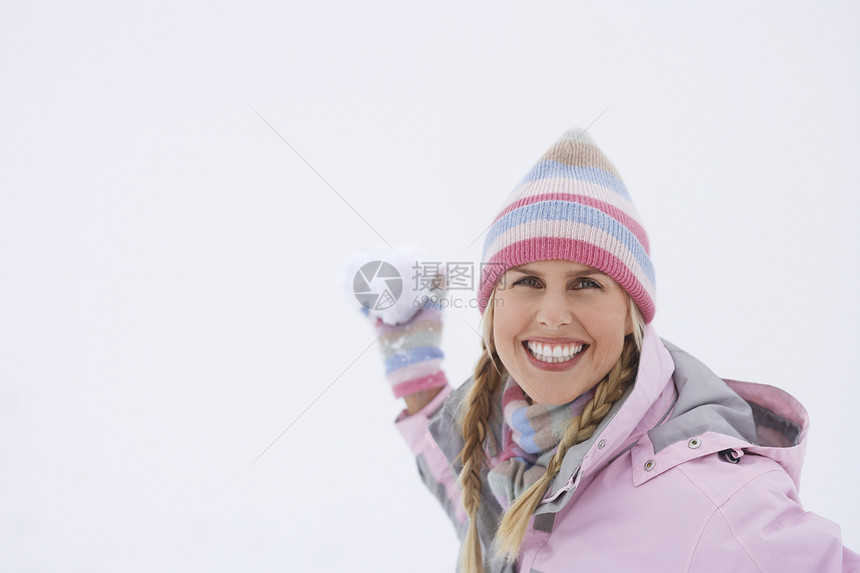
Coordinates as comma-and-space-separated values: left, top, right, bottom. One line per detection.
479, 129, 656, 323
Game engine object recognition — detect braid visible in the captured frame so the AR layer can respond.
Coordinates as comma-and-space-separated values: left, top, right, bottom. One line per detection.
457, 299, 503, 573
493, 333, 641, 562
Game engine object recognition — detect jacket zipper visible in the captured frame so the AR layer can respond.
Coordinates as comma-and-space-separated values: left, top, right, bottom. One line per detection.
540, 470, 579, 504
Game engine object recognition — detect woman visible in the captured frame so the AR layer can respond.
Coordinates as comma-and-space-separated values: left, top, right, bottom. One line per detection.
367, 129, 859, 572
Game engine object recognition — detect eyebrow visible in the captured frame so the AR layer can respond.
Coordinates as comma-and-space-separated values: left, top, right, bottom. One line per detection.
509, 265, 607, 279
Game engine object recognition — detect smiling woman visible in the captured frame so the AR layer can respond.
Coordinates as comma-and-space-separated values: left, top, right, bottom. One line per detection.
493, 261, 635, 405
359, 129, 860, 573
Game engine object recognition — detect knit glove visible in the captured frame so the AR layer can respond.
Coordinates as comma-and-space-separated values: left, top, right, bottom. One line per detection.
373, 304, 448, 398
343, 249, 449, 399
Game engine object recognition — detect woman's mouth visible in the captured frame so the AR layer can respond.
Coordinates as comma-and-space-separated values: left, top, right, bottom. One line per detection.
524, 340, 586, 364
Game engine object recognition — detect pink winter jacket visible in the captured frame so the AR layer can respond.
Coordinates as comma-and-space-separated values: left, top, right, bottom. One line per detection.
396, 325, 860, 572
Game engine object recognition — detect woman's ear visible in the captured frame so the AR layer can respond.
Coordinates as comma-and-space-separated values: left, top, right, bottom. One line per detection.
624, 297, 637, 337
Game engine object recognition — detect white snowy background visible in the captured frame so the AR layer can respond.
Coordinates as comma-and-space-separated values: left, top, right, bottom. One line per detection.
2, 2, 859, 571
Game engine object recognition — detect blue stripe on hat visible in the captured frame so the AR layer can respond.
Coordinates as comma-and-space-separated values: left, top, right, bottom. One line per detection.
514, 161, 631, 201
385, 346, 445, 373
483, 201, 655, 285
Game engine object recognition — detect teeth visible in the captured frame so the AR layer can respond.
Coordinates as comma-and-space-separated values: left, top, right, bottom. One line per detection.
526, 342, 584, 363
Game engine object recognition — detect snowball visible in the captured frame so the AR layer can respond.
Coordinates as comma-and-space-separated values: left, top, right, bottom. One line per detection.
339, 246, 444, 326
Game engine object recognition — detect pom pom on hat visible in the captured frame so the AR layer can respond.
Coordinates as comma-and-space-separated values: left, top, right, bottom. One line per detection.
478, 129, 656, 323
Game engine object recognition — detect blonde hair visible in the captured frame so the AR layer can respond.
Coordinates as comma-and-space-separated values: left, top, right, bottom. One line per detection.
457, 297, 505, 573
458, 296, 645, 572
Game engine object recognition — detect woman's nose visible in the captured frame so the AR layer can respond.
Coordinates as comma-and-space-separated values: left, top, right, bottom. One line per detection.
536, 290, 574, 328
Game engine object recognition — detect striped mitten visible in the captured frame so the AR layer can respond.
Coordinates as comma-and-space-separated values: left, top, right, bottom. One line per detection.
374, 306, 449, 399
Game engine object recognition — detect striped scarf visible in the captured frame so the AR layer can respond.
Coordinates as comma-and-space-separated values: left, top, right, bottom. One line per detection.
487, 377, 593, 509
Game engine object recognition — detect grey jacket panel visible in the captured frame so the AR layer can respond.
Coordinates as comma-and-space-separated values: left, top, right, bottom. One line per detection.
414, 451, 468, 540
648, 341, 759, 452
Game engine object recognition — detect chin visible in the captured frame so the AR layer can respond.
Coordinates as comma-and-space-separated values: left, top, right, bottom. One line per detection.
522, 376, 591, 406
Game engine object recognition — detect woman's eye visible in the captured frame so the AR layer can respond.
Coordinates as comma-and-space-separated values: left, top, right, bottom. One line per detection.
573, 278, 601, 290
514, 276, 541, 288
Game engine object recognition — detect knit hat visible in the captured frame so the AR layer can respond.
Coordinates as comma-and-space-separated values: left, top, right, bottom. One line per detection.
479, 129, 656, 323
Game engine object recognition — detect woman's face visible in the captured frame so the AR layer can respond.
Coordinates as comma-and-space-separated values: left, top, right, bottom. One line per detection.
492, 260, 633, 405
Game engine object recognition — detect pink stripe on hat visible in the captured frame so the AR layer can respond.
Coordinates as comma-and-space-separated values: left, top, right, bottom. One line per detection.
480, 237, 654, 323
